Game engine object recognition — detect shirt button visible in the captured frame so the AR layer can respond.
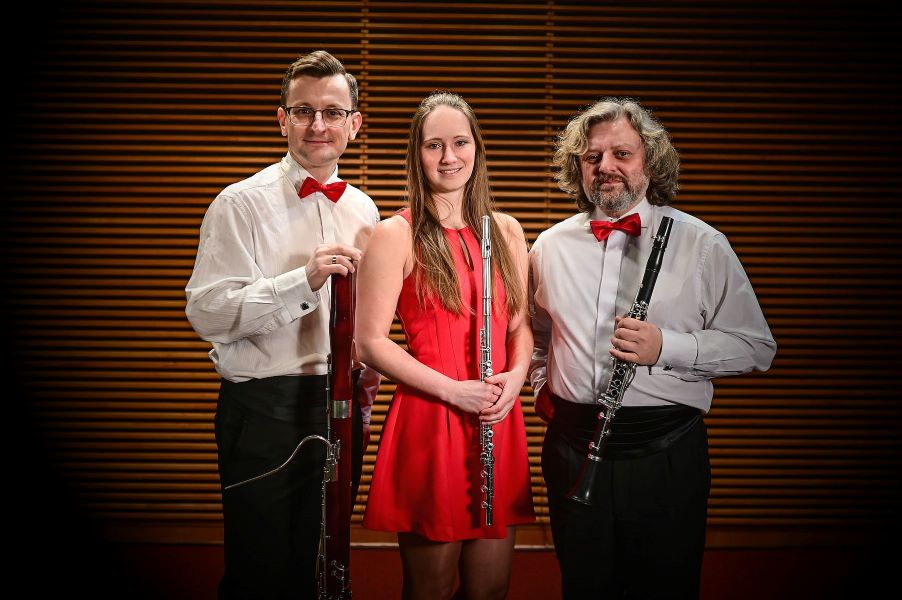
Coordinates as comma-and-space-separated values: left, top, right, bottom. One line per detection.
301, 302, 310, 310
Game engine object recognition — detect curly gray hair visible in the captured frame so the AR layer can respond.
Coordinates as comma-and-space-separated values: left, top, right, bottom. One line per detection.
553, 98, 680, 212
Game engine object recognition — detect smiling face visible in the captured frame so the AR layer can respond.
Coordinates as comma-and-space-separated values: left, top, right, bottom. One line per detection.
580, 116, 649, 217
277, 74, 362, 181
418, 104, 476, 198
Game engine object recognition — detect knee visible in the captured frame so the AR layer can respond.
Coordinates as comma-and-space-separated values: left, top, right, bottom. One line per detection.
404, 568, 457, 600
459, 573, 511, 600
482, 580, 510, 600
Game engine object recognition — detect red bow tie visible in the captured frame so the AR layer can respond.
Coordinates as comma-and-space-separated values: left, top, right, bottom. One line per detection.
589, 213, 641, 241
299, 177, 347, 203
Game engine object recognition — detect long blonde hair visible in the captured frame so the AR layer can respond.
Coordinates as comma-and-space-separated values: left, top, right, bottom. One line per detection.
406, 92, 523, 318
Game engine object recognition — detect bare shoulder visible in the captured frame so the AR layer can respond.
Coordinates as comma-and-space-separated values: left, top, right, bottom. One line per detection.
372, 213, 412, 244
492, 211, 523, 234
364, 213, 413, 276
492, 211, 526, 243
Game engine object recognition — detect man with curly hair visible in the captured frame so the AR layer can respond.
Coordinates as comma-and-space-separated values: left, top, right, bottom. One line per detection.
529, 98, 776, 599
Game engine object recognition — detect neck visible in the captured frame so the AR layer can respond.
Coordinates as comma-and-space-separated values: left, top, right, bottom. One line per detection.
292, 153, 337, 184
601, 197, 643, 219
433, 191, 465, 228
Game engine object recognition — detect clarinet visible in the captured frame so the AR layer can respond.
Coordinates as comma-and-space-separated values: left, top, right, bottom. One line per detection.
567, 216, 674, 506
224, 272, 355, 599
479, 215, 495, 526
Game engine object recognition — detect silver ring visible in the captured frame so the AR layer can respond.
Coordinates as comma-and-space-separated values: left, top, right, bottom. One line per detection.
331, 255, 337, 265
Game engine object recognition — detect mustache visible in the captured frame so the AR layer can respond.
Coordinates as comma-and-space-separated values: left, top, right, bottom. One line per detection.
591, 175, 625, 194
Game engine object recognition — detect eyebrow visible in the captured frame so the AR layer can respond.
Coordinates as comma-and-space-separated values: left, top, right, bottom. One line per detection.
423, 134, 472, 142
290, 103, 346, 109
585, 143, 638, 153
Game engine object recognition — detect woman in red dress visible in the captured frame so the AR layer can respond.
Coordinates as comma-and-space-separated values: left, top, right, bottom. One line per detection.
357, 92, 535, 599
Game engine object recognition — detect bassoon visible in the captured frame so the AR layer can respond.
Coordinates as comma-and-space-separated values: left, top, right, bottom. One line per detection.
224, 272, 356, 599
567, 216, 674, 506
321, 271, 355, 598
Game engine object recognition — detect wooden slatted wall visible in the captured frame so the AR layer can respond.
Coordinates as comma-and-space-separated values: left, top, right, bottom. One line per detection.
3, 0, 900, 548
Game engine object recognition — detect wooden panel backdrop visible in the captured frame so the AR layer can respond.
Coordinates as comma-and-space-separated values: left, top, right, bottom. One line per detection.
3, 0, 900, 550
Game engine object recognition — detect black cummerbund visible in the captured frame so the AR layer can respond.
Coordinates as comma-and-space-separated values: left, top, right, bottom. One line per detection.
551, 393, 702, 459
219, 375, 328, 423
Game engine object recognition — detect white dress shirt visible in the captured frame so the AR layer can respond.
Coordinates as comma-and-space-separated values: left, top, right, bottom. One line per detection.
529, 199, 776, 413
185, 153, 380, 385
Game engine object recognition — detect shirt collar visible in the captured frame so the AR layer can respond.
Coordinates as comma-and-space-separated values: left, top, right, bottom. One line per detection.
279, 152, 341, 191
585, 198, 651, 229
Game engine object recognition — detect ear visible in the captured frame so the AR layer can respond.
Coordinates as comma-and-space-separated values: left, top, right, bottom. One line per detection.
277, 106, 288, 137
347, 110, 363, 141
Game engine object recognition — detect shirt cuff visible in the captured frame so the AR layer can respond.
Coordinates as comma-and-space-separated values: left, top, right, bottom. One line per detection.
656, 329, 698, 370
530, 374, 546, 397
274, 267, 320, 320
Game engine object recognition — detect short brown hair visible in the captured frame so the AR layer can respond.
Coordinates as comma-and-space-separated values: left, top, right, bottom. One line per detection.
553, 97, 680, 212
279, 50, 359, 108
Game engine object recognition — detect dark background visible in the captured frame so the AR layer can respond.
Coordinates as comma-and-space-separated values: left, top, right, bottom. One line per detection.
3, 1, 900, 598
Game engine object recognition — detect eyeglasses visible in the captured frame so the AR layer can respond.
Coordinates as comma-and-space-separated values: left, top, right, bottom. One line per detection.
281, 105, 356, 128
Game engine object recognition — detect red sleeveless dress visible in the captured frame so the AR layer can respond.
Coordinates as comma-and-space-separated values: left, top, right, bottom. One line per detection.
362, 211, 535, 541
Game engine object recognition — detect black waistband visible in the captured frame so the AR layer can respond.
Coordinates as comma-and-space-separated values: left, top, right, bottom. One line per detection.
219, 375, 328, 423
550, 393, 702, 459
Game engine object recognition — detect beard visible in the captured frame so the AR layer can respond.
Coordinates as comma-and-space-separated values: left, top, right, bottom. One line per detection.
588, 173, 648, 214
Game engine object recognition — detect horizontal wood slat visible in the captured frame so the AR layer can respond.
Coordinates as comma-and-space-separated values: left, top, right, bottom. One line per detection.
3, 0, 900, 550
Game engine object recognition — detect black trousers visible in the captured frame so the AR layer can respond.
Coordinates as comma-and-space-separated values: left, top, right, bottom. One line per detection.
215, 375, 364, 600
542, 407, 711, 600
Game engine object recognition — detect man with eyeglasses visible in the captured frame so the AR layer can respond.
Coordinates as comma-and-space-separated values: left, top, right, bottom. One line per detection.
185, 50, 379, 599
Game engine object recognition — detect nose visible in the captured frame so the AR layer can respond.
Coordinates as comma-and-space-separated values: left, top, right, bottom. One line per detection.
310, 110, 328, 133
598, 152, 617, 174
440, 144, 456, 164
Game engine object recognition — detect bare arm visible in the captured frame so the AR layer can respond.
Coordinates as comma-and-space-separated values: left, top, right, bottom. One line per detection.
526, 233, 555, 422
355, 216, 498, 414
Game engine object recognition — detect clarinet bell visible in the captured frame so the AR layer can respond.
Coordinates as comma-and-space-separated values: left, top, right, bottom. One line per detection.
566, 455, 601, 505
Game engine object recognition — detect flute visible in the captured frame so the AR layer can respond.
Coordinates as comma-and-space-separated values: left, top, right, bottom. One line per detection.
479, 215, 495, 526
567, 216, 674, 506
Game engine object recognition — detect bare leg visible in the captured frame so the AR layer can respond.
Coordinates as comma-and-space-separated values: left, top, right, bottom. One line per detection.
457, 527, 516, 600
398, 532, 462, 600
